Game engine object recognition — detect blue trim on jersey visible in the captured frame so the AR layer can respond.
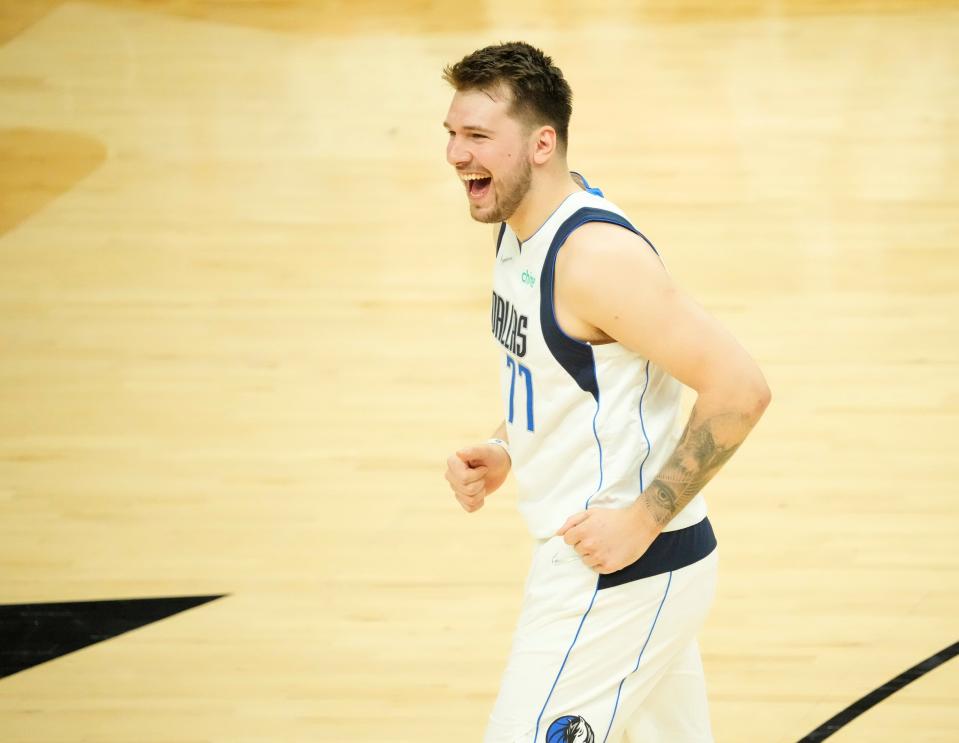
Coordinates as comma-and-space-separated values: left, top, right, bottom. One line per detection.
495, 222, 506, 256
637, 360, 653, 492
602, 571, 673, 742
597, 517, 716, 589
540, 207, 658, 401
534, 581, 601, 742
571, 170, 605, 197
519, 191, 582, 249
585, 390, 605, 509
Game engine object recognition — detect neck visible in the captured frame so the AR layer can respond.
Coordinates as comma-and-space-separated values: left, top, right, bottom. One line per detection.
507, 165, 580, 242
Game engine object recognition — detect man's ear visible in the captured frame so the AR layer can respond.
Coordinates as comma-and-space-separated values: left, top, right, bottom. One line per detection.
530, 125, 558, 165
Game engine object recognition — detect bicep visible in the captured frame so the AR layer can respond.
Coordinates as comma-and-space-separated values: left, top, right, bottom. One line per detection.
563, 226, 760, 396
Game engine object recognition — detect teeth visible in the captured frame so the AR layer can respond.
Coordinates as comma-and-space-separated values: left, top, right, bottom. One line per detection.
460, 173, 490, 181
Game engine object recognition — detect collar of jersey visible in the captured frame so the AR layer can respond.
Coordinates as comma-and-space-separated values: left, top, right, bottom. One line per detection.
516, 190, 592, 250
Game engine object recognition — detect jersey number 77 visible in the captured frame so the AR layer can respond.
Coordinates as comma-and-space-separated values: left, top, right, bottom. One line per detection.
506, 355, 535, 432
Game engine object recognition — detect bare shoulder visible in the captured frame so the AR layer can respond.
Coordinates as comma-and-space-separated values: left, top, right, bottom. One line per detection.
557, 221, 669, 298
556, 221, 762, 394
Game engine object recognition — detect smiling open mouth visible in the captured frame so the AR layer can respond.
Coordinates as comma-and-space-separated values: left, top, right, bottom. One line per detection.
462, 174, 492, 201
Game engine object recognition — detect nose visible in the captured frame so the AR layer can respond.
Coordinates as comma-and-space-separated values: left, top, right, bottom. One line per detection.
446, 133, 470, 168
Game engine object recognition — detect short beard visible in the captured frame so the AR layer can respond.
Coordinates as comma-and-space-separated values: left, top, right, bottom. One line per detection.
471, 157, 532, 224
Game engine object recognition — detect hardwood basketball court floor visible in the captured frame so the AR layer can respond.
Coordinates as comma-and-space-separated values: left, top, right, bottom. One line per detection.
0, 1, 956, 741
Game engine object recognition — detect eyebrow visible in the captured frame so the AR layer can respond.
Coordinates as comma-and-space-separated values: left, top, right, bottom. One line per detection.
443, 123, 494, 134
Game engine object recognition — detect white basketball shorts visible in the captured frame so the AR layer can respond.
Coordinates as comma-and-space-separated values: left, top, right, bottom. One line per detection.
484, 518, 718, 743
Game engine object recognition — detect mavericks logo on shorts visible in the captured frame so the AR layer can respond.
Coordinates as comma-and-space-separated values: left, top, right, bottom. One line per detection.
546, 715, 594, 743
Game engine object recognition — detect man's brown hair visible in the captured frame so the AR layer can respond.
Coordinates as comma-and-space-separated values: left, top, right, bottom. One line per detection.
443, 42, 573, 150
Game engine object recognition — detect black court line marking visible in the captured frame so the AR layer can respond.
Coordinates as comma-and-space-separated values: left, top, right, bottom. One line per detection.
0, 595, 227, 679
796, 640, 959, 742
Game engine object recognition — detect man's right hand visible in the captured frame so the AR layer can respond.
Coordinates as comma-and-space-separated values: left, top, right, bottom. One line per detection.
444, 444, 511, 513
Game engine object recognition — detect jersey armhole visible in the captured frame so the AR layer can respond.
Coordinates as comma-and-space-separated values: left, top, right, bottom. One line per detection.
540, 208, 660, 400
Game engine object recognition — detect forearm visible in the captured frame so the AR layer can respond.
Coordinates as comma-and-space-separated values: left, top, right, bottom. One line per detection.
636, 386, 769, 528
491, 420, 508, 442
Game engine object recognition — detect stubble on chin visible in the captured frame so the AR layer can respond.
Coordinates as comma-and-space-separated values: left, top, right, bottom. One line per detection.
474, 166, 531, 224
469, 201, 501, 224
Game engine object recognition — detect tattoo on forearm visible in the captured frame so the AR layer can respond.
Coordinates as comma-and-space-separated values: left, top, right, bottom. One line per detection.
643, 408, 746, 526
649, 482, 678, 515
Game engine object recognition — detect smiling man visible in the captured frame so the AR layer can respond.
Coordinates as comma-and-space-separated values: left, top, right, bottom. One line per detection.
441, 42, 770, 743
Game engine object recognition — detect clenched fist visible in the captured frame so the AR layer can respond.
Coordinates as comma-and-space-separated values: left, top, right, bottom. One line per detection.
445, 443, 511, 513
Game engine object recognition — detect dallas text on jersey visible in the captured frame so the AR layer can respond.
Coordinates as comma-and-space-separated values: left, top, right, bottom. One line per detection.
491, 290, 528, 357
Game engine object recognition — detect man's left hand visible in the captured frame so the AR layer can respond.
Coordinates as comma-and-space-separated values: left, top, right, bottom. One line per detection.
556, 506, 661, 574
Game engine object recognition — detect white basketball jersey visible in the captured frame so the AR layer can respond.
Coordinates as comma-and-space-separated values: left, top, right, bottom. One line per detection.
492, 187, 707, 539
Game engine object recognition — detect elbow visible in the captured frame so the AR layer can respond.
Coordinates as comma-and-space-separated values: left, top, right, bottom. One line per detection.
697, 360, 771, 423
757, 379, 772, 415
719, 368, 770, 423
748, 372, 772, 422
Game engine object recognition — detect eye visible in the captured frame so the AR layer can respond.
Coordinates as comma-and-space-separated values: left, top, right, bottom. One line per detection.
471, 133, 488, 140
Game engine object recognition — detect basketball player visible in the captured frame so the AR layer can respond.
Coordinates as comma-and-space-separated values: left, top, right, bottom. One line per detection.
442, 42, 770, 742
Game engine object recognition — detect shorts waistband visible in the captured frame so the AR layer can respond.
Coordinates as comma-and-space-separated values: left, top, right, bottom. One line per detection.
597, 516, 717, 590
